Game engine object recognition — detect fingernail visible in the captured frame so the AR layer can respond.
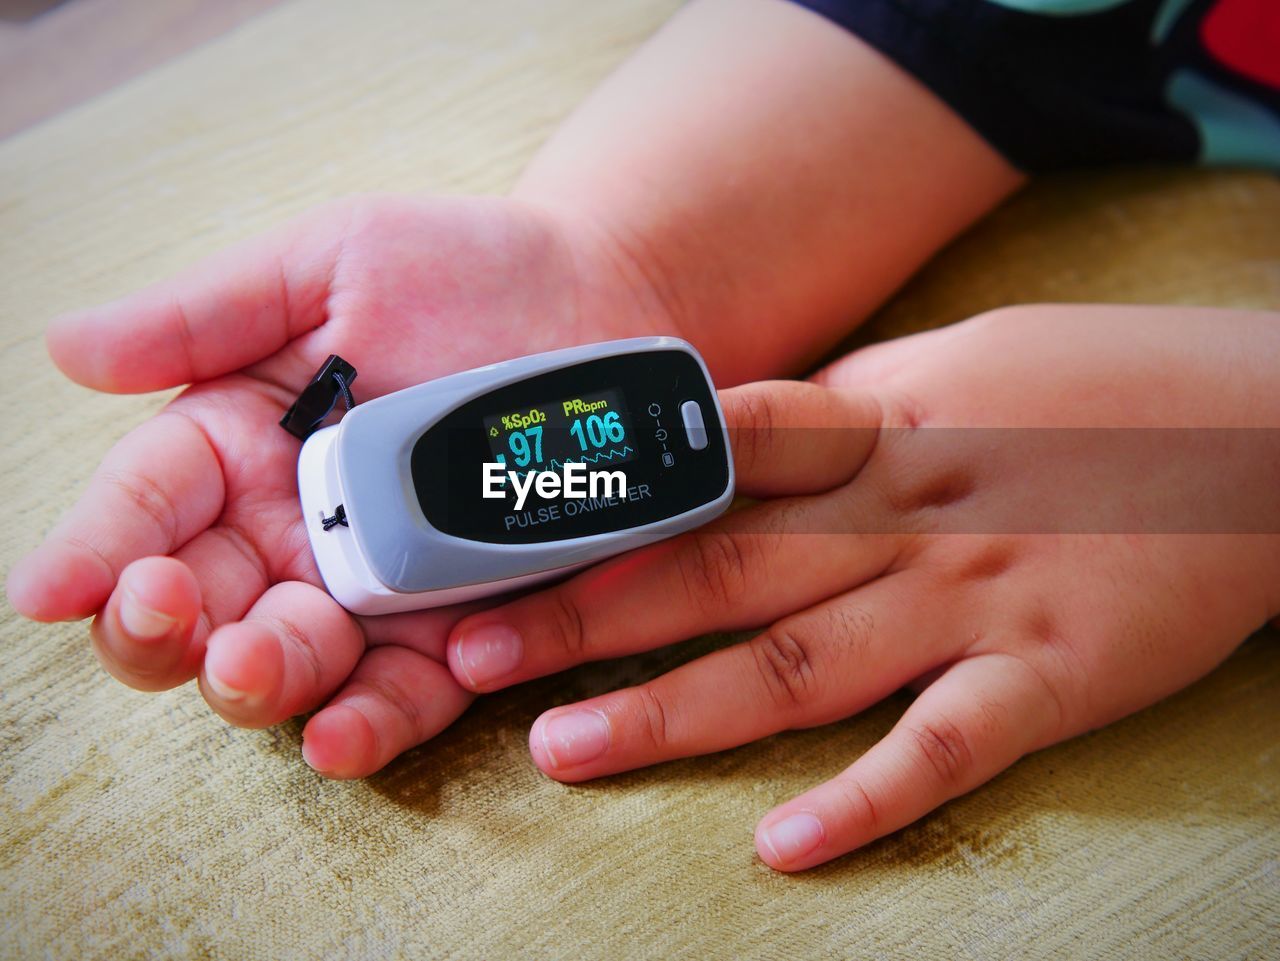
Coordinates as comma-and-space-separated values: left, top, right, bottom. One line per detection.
540, 709, 611, 769
455, 623, 523, 688
204, 664, 252, 703
760, 813, 825, 865
301, 736, 329, 773
119, 589, 176, 641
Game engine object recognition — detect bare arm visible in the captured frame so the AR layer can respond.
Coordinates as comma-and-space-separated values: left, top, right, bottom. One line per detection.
515, 0, 1024, 382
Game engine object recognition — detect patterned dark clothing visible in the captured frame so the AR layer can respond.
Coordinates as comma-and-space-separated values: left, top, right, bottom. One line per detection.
790, 0, 1280, 171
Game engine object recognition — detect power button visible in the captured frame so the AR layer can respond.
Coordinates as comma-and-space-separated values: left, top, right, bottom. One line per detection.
680, 400, 708, 450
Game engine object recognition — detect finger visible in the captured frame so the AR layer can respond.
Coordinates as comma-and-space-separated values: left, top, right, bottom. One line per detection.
90, 518, 281, 694
357, 599, 491, 664
45, 203, 349, 393
89, 556, 205, 692
448, 498, 903, 692
524, 571, 951, 782
446, 384, 893, 694
722, 380, 880, 497
754, 653, 1059, 871
198, 581, 365, 728
301, 647, 475, 779
7, 411, 224, 621
170, 521, 274, 630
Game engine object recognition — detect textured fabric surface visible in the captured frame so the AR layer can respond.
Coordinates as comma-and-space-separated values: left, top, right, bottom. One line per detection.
1, 1, 1278, 958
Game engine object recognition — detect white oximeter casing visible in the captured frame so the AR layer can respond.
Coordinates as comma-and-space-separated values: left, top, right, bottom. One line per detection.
297, 337, 734, 615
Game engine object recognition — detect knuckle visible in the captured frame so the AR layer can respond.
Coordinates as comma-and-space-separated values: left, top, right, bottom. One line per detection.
877, 389, 927, 431
831, 776, 880, 836
952, 538, 1021, 583
824, 604, 875, 657
358, 654, 425, 743
676, 530, 750, 603
630, 685, 671, 753
168, 294, 198, 378
1004, 643, 1076, 746
546, 590, 588, 660
750, 624, 821, 712
730, 387, 776, 477
100, 468, 181, 548
907, 716, 975, 790
211, 523, 271, 586
64, 534, 116, 579
737, 385, 777, 436
896, 470, 977, 514
270, 614, 324, 692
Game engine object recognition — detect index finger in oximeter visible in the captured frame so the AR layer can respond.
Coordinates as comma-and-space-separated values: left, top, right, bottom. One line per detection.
296, 337, 734, 614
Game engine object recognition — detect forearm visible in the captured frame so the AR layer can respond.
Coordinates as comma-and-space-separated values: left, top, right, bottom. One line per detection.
512, 0, 1024, 384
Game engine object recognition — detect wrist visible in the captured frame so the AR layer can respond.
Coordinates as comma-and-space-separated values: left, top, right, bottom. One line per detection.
510, 191, 737, 377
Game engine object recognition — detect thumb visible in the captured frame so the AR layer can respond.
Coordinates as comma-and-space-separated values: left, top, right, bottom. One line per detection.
47, 200, 353, 393
720, 379, 882, 497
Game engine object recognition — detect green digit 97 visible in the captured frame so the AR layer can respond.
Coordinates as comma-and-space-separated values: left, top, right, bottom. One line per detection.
508, 426, 543, 467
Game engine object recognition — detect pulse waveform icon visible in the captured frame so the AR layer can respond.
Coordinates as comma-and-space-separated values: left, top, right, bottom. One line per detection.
508, 446, 634, 477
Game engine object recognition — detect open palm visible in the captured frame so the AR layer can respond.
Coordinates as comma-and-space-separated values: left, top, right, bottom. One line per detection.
8, 194, 674, 776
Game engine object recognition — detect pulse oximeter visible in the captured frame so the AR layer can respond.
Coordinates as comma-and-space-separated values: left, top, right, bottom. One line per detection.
294, 337, 734, 614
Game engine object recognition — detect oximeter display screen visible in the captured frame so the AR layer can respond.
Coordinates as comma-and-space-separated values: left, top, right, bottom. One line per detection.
483, 388, 636, 473
411, 350, 730, 545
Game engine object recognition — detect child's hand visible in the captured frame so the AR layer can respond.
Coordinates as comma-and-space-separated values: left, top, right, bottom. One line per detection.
8, 0, 1024, 779
443, 305, 1280, 871
6, 195, 678, 772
